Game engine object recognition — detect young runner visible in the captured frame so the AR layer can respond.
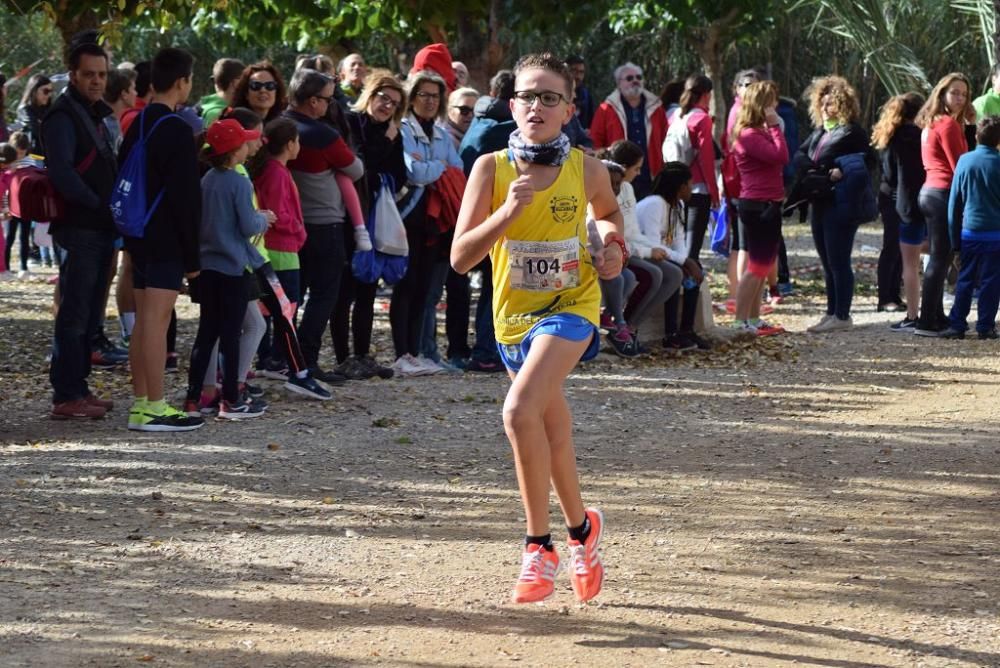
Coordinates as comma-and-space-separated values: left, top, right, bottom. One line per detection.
452, 53, 625, 604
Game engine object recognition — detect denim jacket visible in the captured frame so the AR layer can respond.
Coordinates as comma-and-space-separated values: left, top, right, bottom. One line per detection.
398, 113, 463, 219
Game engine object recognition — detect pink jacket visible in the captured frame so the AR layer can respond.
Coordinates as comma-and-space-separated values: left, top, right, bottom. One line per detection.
254, 159, 307, 253
733, 125, 787, 201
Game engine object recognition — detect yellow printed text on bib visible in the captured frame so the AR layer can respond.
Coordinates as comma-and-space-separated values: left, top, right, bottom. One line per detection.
489, 149, 599, 344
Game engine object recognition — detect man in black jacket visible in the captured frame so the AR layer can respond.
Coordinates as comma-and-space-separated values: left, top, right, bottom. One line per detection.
43, 41, 119, 420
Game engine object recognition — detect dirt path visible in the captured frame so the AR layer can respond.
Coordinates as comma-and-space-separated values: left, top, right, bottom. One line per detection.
2, 227, 998, 667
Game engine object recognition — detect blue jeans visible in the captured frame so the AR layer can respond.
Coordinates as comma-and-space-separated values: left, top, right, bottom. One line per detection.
949, 240, 1000, 334
470, 257, 500, 362
49, 226, 115, 403
299, 224, 346, 368
420, 260, 472, 361
811, 203, 859, 319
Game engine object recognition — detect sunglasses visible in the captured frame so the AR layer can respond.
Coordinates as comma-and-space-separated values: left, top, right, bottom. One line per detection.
249, 80, 278, 92
623, 74, 642, 83
374, 90, 400, 108
513, 90, 567, 107
452, 105, 474, 116
312, 94, 335, 104
40, 88, 54, 95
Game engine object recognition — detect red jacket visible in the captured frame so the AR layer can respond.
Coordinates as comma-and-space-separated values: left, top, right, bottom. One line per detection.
427, 166, 466, 235
590, 89, 668, 177
254, 159, 307, 253
922, 116, 968, 190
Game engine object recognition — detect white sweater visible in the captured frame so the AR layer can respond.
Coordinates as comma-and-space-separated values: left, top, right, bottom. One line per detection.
633, 194, 688, 264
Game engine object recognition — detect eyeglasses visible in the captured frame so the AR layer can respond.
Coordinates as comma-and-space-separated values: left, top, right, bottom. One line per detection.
737, 80, 756, 88
374, 90, 400, 109
312, 94, 335, 105
452, 105, 474, 116
249, 80, 278, 92
513, 90, 567, 107
414, 91, 440, 101
623, 74, 642, 83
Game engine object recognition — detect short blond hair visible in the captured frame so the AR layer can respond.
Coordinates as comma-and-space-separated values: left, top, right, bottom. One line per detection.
806, 75, 860, 128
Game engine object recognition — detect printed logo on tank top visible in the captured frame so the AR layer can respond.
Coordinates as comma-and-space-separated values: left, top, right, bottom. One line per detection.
549, 195, 580, 223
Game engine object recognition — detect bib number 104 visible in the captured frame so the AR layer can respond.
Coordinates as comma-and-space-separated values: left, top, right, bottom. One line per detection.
525, 257, 560, 275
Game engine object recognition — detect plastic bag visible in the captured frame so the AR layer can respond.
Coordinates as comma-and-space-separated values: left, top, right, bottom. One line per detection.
372, 174, 408, 256
709, 200, 730, 258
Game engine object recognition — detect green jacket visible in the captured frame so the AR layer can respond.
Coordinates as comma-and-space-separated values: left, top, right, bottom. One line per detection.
973, 91, 1000, 120
198, 93, 228, 128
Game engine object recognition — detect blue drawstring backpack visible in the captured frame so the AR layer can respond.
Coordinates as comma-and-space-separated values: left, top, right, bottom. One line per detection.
710, 200, 730, 257
110, 109, 179, 238
352, 174, 409, 284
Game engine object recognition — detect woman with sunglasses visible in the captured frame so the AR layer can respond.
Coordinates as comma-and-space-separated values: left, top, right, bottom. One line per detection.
390, 69, 463, 377
232, 62, 288, 124
16, 74, 53, 154
445, 87, 480, 149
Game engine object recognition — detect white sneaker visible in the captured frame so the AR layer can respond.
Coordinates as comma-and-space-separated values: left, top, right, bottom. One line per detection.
806, 314, 834, 332
810, 315, 853, 333
17, 270, 32, 280
415, 355, 445, 375
354, 226, 373, 252
392, 354, 426, 377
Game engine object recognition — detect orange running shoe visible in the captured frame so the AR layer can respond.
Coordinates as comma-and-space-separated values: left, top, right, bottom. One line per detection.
568, 507, 605, 602
511, 543, 560, 603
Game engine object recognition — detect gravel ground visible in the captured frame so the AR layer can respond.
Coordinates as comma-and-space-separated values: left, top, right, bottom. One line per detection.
1, 225, 998, 667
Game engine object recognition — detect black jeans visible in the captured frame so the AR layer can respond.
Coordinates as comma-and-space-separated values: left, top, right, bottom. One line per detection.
332, 269, 378, 362
685, 193, 712, 263
187, 271, 246, 404
5, 216, 31, 272
877, 192, 903, 307
390, 219, 438, 358
49, 226, 114, 403
810, 203, 859, 320
298, 223, 346, 368
917, 187, 951, 329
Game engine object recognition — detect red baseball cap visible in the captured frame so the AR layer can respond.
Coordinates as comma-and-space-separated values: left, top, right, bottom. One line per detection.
206, 118, 261, 155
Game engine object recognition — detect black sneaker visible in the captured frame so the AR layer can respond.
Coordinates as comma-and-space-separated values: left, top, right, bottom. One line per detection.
244, 382, 265, 398
940, 327, 966, 339
465, 357, 504, 373
913, 325, 948, 337
978, 328, 999, 340
164, 353, 179, 373
259, 358, 289, 381
129, 406, 204, 432
218, 392, 266, 420
357, 356, 394, 379
91, 335, 129, 367
890, 317, 918, 332
336, 357, 370, 380
308, 366, 347, 385
663, 333, 697, 352
285, 374, 333, 400
606, 327, 639, 358
682, 331, 713, 351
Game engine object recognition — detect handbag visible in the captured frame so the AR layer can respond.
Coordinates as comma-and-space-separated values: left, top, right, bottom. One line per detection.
372, 174, 408, 256
709, 200, 730, 258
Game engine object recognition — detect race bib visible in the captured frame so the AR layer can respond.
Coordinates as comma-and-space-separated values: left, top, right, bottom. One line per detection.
507, 238, 580, 292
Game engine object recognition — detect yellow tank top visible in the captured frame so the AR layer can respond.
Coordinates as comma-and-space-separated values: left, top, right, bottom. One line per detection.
489, 148, 599, 344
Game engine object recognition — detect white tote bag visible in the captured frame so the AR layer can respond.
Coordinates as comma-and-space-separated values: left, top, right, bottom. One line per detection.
372, 175, 408, 257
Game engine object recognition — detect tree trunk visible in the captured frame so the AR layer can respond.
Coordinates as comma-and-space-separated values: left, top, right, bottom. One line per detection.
54, 1, 101, 49
693, 22, 726, 142
452, 0, 507, 94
